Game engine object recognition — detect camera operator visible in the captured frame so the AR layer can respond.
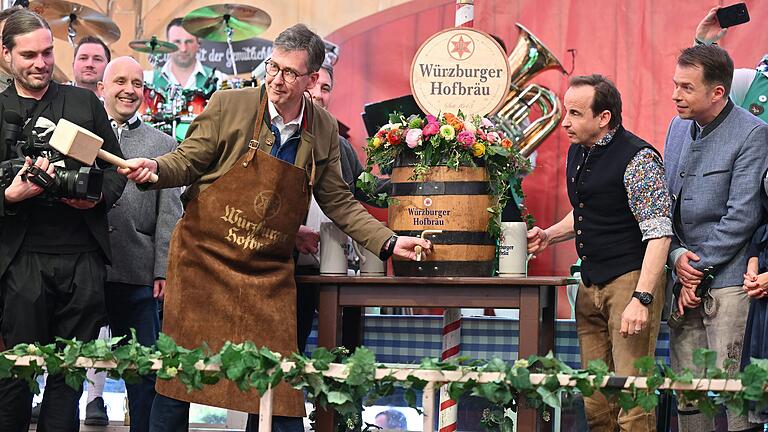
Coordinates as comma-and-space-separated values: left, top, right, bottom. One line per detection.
0, 10, 126, 431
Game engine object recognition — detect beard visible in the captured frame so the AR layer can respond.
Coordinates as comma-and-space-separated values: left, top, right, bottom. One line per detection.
11, 61, 51, 91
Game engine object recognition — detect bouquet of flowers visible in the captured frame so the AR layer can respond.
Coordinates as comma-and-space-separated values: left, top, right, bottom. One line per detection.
357, 111, 532, 237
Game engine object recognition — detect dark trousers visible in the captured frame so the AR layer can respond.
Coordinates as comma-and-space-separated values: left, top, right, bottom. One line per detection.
149, 394, 302, 432
105, 282, 160, 432
296, 281, 319, 354
0, 250, 106, 432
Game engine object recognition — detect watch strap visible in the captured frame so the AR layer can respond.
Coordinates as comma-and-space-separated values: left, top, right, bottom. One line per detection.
379, 235, 397, 261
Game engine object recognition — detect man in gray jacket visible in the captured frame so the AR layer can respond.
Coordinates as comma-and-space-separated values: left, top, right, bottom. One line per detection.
97, 56, 182, 432
665, 44, 768, 432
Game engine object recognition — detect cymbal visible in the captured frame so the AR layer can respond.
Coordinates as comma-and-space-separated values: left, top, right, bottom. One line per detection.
182, 4, 270, 42
28, 0, 120, 44
129, 37, 178, 54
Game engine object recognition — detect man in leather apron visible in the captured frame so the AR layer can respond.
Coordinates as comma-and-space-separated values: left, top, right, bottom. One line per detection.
122, 24, 430, 432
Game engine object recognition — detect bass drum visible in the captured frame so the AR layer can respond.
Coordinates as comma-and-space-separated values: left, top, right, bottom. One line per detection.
140, 83, 165, 122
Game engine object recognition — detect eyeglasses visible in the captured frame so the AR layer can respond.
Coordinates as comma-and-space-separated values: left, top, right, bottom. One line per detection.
264, 59, 309, 84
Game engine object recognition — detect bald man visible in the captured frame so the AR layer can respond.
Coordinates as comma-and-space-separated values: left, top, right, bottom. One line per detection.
97, 56, 182, 432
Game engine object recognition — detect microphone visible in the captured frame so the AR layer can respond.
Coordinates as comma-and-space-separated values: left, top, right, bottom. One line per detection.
203, 68, 218, 90
3, 110, 24, 150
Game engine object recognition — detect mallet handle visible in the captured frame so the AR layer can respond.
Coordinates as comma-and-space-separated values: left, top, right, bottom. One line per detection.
98, 149, 159, 183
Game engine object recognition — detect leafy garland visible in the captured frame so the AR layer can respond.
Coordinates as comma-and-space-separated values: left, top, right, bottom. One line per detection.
5, 333, 768, 431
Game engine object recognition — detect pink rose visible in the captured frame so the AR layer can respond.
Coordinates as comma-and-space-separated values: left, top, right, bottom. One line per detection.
486, 132, 500, 143
426, 115, 438, 124
481, 117, 494, 128
405, 128, 423, 148
457, 130, 476, 148
422, 122, 440, 137
463, 121, 477, 133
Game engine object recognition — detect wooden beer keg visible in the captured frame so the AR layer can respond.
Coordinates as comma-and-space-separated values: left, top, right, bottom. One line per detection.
389, 166, 496, 276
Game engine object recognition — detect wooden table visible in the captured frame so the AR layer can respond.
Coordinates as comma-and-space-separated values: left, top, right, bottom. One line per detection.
296, 275, 575, 432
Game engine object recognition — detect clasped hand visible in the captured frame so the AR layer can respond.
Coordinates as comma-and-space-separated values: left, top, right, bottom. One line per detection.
675, 251, 703, 314
118, 158, 158, 184
743, 270, 768, 299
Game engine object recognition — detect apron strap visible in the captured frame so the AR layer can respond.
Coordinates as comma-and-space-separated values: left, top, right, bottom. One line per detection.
243, 90, 269, 167
305, 96, 317, 190
308, 147, 316, 187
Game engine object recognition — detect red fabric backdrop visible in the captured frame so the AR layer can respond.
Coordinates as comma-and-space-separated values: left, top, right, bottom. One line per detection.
325, 0, 768, 291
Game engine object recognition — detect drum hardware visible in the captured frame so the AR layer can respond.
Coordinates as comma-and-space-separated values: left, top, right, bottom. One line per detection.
219, 78, 258, 90
128, 36, 179, 55
182, 4, 271, 76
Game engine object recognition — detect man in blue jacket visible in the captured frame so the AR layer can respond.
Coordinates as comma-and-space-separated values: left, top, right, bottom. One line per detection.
665, 44, 768, 432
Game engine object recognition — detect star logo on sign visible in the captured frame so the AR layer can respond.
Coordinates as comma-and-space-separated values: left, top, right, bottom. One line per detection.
448, 34, 474, 60
253, 191, 281, 221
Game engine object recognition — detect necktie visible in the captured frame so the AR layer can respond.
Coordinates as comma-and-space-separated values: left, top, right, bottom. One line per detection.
270, 124, 281, 157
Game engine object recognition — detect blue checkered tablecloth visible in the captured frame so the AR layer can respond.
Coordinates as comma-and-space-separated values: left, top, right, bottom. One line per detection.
306, 315, 671, 369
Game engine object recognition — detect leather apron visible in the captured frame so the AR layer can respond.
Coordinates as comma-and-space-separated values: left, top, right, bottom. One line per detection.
156, 94, 313, 416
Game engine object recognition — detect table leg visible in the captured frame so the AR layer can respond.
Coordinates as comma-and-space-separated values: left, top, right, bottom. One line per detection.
518, 286, 555, 432
316, 284, 341, 432
316, 284, 341, 349
518, 286, 540, 359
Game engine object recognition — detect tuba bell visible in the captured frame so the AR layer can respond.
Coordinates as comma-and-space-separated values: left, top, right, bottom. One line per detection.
493, 23, 566, 157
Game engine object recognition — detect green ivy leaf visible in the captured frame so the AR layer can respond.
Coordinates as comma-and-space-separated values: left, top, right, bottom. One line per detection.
536, 386, 561, 408
404, 388, 418, 409
633, 356, 655, 376
156, 333, 178, 355
635, 391, 659, 412
0, 355, 14, 380
345, 347, 375, 386
327, 390, 352, 405
617, 391, 637, 410
65, 371, 85, 391
692, 349, 717, 371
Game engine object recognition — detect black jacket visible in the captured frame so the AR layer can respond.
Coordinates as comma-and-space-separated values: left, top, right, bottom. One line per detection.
0, 82, 126, 275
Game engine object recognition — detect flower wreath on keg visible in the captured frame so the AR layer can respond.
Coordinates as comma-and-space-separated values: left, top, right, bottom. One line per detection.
357, 111, 532, 237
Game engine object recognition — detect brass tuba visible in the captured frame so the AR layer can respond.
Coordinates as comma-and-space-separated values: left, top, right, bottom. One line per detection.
493, 23, 566, 157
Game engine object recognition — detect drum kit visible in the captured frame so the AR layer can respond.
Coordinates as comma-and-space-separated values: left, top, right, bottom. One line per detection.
132, 4, 270, 141
25, 0, 270, 142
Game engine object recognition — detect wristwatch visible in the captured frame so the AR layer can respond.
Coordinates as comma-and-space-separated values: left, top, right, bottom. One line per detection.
632, 291, 654, 306
379, 235, 398, 260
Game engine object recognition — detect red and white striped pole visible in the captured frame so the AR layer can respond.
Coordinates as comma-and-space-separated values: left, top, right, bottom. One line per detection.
437, 5, 474, 432
438, 308, 462, 432
455, 0, 474, 27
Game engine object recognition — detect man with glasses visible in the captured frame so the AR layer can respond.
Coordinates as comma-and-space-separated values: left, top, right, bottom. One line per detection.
122, 23, 429, 432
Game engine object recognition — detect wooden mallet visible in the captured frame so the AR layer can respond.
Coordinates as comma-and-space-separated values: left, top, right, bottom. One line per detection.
48, 118, 158, 183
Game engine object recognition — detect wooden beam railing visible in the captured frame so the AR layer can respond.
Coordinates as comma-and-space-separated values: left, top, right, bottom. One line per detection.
7, 356, 752, 432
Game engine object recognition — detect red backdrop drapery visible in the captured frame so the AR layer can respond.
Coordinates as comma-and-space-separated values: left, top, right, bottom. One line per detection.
324, 0, 768, 314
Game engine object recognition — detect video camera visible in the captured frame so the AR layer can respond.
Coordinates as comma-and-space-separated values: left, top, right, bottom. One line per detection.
0, 111, 103, 202
668, 265, 716, 329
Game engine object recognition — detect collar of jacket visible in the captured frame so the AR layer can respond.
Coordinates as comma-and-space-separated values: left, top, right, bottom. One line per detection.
257, 85, 317, 169
689, 98, 734, 140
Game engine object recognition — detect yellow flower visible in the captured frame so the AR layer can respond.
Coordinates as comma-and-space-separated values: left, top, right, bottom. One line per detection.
371, 137, 382, 149
439, 124, 456, 140
472, 142, 486, 157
